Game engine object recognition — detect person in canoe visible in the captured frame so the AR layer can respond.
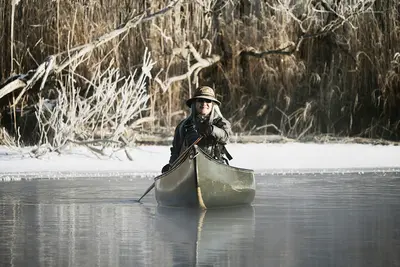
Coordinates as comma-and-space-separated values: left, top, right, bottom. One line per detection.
162, 86, 233, 173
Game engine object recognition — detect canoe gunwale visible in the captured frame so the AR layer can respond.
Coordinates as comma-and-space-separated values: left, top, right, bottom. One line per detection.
195, 146, 254, 174
154, 147, 194, 182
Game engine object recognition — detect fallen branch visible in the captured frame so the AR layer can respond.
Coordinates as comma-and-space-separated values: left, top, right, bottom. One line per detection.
67, 138, 122, 146
0, 79, 26, 100
11, 56, 55, 107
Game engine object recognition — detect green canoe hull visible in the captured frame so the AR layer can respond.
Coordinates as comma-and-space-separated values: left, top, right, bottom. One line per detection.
155, 146, 256, 209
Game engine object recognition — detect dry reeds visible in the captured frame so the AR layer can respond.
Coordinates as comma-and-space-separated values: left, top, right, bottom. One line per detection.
0, 0, 399, 144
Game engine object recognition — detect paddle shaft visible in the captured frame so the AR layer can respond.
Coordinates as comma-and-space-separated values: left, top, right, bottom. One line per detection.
136, 136, 203, 202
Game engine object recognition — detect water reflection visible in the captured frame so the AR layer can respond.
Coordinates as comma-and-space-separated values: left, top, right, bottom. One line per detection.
0, 179, 155, 267
154, 206, 255, 266
1, 202, 150, 267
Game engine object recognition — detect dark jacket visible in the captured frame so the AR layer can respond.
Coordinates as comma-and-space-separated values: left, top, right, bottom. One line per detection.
169, 105, 232, 165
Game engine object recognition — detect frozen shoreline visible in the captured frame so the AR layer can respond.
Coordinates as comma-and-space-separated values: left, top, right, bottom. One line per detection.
1, 142, 400, 181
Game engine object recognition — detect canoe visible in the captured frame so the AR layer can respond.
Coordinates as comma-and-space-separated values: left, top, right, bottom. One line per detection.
154, 145, 256, 209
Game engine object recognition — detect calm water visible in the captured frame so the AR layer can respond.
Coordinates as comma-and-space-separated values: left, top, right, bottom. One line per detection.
0, 171, 400, 267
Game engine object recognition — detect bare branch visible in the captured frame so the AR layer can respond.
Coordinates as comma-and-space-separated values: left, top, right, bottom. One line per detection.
154, 41, 221, 92
248, 0, 374, 61
240, 37, 304, 58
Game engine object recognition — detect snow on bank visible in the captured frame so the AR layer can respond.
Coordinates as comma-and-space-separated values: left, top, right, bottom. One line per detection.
0, 143, 400, 180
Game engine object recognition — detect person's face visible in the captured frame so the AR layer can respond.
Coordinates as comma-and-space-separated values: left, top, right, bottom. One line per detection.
195, 98, 213, 115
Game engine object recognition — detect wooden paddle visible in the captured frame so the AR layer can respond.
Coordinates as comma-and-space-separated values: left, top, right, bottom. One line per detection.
135, 136, 203, 203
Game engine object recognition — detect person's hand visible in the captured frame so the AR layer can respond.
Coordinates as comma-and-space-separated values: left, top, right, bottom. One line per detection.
198, 123, 213, 136
161, 164, 171, 173
184, 123, 200, 144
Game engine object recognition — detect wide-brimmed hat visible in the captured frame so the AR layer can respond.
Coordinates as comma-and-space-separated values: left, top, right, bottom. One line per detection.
186, 86, 221, 107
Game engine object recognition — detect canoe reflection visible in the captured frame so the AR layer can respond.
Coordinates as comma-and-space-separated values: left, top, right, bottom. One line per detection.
154, 205, 255, 266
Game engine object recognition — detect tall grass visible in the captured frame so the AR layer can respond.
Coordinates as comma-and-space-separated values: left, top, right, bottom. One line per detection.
0, 0, 399, 142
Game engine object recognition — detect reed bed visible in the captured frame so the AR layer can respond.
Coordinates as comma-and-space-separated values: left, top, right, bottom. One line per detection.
0, 0, 399, 146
